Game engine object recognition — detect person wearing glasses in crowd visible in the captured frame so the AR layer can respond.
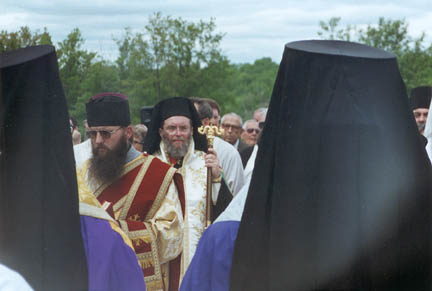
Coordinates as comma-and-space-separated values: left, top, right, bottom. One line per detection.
241, 119, 260, 146
76, 93, 185, 291
220, 113, 249, 152
239, 108, 268, 174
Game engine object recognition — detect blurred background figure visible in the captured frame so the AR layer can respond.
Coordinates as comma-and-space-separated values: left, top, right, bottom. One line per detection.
410, 86, 432, 135
132, 124, 147, 152
201, 97, 221, 126
253, 107, 267, 123
241, 119, 260, 146
70, 117, 82, 145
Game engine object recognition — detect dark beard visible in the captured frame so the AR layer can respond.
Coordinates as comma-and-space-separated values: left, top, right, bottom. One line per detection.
161, 134, 191, 160
88, 136, 129, 186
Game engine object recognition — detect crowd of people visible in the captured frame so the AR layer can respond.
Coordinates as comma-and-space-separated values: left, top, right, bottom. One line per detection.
2, 40, 432, 291
70, 94, 266, 290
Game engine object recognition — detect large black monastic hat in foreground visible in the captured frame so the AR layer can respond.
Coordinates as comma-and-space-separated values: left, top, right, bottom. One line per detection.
0, 46, 88, 290
230, 40, 432, 291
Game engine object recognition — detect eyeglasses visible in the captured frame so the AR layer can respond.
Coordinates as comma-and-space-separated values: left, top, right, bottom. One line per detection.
246, 128, 260, 134
87, 127, 122, 140
221, 123, 241, 131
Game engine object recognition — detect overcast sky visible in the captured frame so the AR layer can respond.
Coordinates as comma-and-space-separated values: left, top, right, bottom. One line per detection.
1, 0, 431, 63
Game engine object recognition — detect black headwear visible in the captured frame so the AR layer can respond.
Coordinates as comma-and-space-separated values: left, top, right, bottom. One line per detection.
410, 86, 432, 110
0, 45, 88, 290
230, 40, 432, 291
86, 92, 131, 127
143, 97, 207, 154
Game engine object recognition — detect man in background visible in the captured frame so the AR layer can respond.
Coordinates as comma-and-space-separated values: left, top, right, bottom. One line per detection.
253, 107, 267, 123
132, 124, 147, 152
221, 113, 249, 152
410, 86, 432, 135
70, 117, 82, 145
201, 97, 221, 126
241, 119, 260, 146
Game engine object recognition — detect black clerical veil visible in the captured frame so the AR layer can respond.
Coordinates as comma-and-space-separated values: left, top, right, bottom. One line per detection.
230, 40, 432, 291
0, 46, 88, 290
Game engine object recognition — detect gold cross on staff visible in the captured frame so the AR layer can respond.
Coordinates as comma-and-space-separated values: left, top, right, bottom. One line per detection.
197, 125, 224, 149
198, 124, 224, 227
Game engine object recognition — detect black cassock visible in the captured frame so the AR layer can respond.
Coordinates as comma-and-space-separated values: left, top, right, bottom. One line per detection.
230, 40, 432, 291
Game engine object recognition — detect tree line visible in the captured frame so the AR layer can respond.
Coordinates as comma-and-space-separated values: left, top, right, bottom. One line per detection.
1, 13, 431, 126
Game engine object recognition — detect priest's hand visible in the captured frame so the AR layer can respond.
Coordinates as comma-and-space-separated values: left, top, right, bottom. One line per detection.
204, 148, 221, 179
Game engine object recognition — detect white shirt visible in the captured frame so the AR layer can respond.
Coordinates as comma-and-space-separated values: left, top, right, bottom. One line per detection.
213, 137, 245, 196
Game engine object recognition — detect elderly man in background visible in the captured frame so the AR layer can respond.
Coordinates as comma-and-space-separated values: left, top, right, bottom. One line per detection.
253, 107, 267, 123
221, 113, 249, 152
241, 119, 260, 146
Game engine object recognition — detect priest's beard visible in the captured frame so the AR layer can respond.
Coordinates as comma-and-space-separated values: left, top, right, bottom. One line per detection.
417, 121, 426, 133
162, 133, 192, 160
88, 136, 129, 186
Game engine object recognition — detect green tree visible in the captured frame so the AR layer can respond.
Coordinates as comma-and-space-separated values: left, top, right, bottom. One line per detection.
114, 12, 230, 120
57, 28, 97, 112
226, 57, 278, 119
318, 17, 432, 92
0, 26, 52, 53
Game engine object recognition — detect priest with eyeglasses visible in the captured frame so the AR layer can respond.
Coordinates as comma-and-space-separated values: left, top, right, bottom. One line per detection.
77, 92, 186, 291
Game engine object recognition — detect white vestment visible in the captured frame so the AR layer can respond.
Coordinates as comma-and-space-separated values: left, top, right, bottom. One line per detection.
244, 145, 258, 182
213, 137, 245, 196
154, 140, 221, 275
424, 100, 432, 162
215, 179, 250, 223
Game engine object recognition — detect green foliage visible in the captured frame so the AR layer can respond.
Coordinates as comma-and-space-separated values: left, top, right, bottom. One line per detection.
57, 28, 98, 110
0, 26, 52, 53
317, 17, 352, 41
318, 17, 432, 93
113, 12, 232, 121
225, 58, 277, 119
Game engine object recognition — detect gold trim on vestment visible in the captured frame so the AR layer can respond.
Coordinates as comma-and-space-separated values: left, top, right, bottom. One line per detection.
145, 166, 177, 220
119, 155, 154, 220
120, 220, 165, 291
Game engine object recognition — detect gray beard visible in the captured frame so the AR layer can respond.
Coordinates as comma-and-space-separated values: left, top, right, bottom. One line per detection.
88, 136, 129, 186
418, 122, 426, 133
162, 135, 191, 160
